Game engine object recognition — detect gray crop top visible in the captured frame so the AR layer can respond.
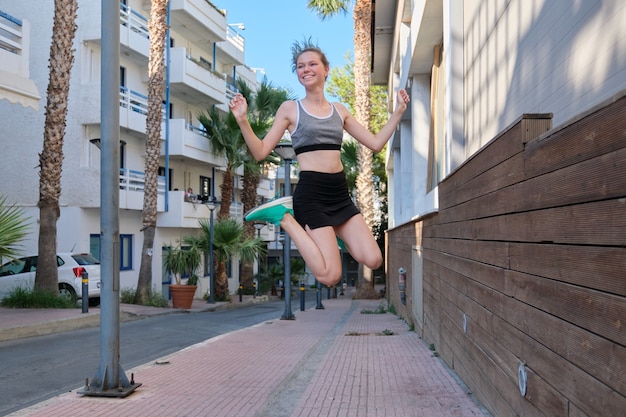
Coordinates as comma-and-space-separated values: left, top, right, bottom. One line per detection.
290, 100, 344, 155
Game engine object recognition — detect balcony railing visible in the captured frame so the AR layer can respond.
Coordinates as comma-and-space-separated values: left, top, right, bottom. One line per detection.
120, 3, 149, 40
119, 86, 165, 117
226, 25, 244, 52
119, 168, 166, 194
0, 10, 40, 109
0, 10, 22, 55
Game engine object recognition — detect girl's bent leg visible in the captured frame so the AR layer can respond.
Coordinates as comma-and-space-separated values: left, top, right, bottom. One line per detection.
335, 215, 382, 270
280, 214, 343, 286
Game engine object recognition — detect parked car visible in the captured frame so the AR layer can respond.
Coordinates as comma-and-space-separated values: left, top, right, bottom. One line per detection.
0, 253, 101, 301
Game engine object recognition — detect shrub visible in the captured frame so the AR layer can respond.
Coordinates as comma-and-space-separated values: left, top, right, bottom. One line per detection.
1, 287, 77, 308
120, 287, 169, 307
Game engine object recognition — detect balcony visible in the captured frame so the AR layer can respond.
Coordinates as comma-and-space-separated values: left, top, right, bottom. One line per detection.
169, 0, 226, 46
119, 169, 166, 211
157, 192, 245, 229
80, 3, 150, 62
165, 118, 223, 166
0, 11, 40, 109
169, 47, 227, 106
119, 3, 149, 61
158, 191, 209, 228
119, 87, 167, 136
217, 25, 245, 66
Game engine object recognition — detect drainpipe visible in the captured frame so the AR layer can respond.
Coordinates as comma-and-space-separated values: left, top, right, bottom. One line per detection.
164, 1, 171, 211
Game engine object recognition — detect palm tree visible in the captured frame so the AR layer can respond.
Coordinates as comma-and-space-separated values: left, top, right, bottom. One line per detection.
198, 106, 242, 221
35, 0, 78, 294
238, 78, 291, 289
0, 196, 30, 261
198, 218, 263, 300
135, 0, 169, 304
197, 106, 242, 297
308, 0, 378, 297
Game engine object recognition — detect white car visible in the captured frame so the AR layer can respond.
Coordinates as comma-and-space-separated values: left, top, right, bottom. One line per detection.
0, 253, 101, 301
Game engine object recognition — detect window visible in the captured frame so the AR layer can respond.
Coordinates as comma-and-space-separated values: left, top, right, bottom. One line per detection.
120, 66, 126, 88
428, 43, 445, 192
90, 234, 133, 270
159, 167, 173, 190
120, 140, 126, 169
164, 101, 173, 119
200, 176, 212, 200
120, 235, 132, 270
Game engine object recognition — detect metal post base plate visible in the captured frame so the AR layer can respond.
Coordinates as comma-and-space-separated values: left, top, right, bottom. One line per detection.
77, 382, 142, 398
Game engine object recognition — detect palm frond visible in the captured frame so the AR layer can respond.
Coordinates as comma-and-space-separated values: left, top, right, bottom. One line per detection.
0, 196, 30, 260
306, 0, 350, 20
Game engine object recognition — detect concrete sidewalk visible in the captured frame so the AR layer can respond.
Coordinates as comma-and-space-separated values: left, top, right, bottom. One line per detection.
4, 292, 490, 417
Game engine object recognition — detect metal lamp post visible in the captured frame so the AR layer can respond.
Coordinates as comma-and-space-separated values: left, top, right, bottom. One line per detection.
253, 222, 265, 297
205, 196, 220, 304
274, 142, 296, 320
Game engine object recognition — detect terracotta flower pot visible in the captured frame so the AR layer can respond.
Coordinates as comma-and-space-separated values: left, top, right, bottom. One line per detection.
169, 284, 197, 309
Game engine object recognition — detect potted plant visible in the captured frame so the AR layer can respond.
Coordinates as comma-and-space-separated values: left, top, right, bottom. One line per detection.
163, 240, 201, 309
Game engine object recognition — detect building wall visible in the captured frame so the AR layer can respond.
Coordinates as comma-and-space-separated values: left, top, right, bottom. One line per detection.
387, 95, 626, 416
0, 0, 259, 297
379, 2, 626, 414
463, 0, 626, 160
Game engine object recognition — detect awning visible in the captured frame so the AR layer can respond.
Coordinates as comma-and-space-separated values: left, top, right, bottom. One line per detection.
0, 69, 41, 111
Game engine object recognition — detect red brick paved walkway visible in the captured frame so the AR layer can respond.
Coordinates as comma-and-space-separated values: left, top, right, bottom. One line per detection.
9, 294, 488, 417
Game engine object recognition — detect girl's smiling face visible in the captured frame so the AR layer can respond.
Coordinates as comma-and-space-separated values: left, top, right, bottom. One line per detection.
296, 51, 329, 86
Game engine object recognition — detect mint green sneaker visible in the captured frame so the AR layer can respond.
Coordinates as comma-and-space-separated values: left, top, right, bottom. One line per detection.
245, 196, 294, 226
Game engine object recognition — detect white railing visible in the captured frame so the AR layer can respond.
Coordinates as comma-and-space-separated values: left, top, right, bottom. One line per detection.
119, 168, 166, 194
120, 4, 149, 40
0, 10, 22, 55
225, 82, 238, 101
226, 26, 244, 52
186, 122, 206, 135
119, 86, 165, 117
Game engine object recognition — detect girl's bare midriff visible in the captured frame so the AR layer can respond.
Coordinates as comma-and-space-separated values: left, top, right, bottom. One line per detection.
295, 150, 343, 173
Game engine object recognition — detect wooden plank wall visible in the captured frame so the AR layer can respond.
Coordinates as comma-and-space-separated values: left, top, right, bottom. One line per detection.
385, 95, 626, 417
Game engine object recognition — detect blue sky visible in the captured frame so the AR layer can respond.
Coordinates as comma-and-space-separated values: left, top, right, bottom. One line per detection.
215, 0, 355, 98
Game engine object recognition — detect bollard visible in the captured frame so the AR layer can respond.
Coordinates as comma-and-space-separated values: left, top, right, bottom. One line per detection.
253, 281, 257, 299
300, 284, 305, 311
81, 270, 89, 313
315, 280, 324, 309
238, 284, 243, 302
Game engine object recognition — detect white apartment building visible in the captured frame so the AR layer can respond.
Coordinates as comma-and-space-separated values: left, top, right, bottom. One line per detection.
0, 0, 274, 298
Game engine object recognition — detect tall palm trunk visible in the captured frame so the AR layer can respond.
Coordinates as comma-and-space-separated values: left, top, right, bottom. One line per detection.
352, 0, 378, 298
135, 0, 168, 304
240, 169, 260, 290
307, 0, 379, 298
35, 0, 78, 293
214, 166, 233, 299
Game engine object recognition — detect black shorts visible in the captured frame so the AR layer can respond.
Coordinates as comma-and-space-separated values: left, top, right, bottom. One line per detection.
293, 171, 360, 230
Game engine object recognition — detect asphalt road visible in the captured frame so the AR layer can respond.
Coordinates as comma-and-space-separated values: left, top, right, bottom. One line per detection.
0, 299, 316, 416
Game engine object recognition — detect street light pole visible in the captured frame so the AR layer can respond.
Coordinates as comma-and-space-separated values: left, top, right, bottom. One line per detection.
253, 222, 264, 297
275, 142, 296, 320
206, 197, 220, 304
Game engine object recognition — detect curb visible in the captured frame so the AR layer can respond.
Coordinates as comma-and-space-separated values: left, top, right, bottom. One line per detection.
0, 295, 272, 343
